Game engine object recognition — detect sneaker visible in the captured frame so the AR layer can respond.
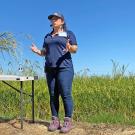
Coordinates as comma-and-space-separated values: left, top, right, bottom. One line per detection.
48, 116, 60, 132
60, 117, 73, 133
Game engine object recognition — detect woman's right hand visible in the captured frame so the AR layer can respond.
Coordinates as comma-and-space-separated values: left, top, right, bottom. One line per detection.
31, 43, 38, 53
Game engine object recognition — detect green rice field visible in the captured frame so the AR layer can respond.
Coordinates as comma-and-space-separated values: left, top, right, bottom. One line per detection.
1, 75, 135, 125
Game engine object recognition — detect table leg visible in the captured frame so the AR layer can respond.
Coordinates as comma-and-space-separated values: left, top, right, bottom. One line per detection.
32, 80, 35, 123
20, 81, 23, 129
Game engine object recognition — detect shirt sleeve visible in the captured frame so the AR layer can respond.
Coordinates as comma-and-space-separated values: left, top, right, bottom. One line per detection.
42, 36, 46, 49
67, 31, 77, 45
42, 33, 50, 49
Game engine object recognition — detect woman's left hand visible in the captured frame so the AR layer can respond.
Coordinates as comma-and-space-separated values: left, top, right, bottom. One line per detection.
63, 39, 78, 53
63, 39, 71, 52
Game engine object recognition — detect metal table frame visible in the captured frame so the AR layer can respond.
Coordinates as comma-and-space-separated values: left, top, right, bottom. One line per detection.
0, 75, 38, 129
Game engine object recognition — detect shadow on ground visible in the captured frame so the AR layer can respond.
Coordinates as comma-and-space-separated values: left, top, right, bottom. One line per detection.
1, 118, 135, 135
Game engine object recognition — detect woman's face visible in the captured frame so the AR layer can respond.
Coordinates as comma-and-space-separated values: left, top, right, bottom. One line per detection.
50, 16, 64, 28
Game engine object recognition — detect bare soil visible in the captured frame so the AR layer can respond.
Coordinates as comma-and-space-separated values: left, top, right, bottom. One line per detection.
1, 119, 135, 135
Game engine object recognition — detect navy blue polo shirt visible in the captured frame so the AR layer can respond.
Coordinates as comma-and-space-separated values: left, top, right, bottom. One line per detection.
43, 30, 77, 68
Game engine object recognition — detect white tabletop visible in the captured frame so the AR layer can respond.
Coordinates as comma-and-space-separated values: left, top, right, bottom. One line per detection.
0, 75, 38, 81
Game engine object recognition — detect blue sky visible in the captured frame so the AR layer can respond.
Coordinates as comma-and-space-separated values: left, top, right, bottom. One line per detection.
1, 0, 135, 75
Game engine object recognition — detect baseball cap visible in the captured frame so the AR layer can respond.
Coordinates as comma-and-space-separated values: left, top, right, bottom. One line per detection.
48, 12, 64, 20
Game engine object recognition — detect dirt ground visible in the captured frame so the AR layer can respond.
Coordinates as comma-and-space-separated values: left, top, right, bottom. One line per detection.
1, 119, 135, 135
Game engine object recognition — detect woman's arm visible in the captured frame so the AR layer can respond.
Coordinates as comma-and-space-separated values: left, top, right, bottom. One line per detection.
65, 39, 78, 53
67, 44, 78, 53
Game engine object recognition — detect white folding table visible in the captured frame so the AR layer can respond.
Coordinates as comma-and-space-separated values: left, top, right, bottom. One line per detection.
0, 75, 38, 129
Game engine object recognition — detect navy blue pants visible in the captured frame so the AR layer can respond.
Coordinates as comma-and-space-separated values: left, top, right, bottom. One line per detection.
45, 67, 74, 118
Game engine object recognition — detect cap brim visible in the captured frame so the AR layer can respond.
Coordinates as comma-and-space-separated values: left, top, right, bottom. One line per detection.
48, 15, 54, 20
48, 14, 63, 20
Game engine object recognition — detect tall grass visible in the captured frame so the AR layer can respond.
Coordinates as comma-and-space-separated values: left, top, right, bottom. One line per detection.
1, 75, 135, 125
73, 75, 135, 125
0, 32, 18, 58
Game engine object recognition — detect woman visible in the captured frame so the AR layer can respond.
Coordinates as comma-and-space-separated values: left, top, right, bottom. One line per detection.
31, 12, 78, 133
